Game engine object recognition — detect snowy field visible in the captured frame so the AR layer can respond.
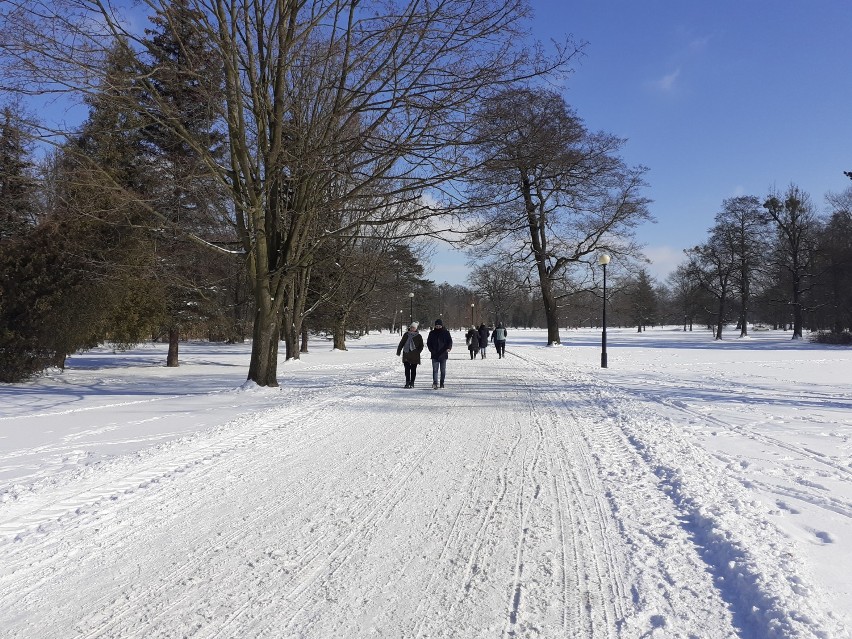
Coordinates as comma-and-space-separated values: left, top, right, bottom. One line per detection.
0, 327, 850, 638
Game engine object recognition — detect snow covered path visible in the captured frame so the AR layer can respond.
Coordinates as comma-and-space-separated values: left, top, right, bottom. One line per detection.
0, 336, 848, 638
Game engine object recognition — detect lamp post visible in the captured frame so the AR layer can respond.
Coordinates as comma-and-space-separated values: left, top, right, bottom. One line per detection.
400, 310, 404, 333
409, 292, 414, 326
470, 303, 475, 326
598, 254, 610, 368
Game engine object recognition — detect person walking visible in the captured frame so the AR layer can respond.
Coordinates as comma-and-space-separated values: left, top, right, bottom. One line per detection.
396, 322, 424, 388
477, 323, 490, 359
426, 318, 453, 389
492, 322, 508, 358
465, 325, 479, 360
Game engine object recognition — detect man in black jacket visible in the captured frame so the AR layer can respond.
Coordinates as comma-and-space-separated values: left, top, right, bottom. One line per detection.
426, 318, 453, 389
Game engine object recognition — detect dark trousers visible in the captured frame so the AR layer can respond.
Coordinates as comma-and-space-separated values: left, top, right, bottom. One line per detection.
404, 361, 418, 385
494, 340, 506, 357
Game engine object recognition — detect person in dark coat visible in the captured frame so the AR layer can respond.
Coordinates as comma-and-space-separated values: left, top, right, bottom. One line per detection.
477, 323, 490, 359
491, 322, 508, 358
465, 325, 479, 359
396, 322, 424, 388
426, 318, 453, 389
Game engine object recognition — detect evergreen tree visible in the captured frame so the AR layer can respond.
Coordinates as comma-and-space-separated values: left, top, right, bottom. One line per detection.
56, 40, 165, 349
0, 105, 36, 241
623, 268, 657, 332
143, 0, 230, 365
819, 188, 852, 333
0, 225, 92, 381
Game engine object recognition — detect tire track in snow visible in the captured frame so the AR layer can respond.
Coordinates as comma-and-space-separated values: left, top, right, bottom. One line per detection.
0, 368, 407, 638
508, 351, 629, 637
502, 397, 543, 638
406, 413, 501, 638
124, 377, 426, 637
519, 349, 848, 638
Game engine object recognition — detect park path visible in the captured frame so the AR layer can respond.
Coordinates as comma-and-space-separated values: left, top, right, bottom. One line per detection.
0, 346, 839, 638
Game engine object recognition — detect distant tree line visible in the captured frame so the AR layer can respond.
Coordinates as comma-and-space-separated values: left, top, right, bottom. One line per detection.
542, 183, 852, 343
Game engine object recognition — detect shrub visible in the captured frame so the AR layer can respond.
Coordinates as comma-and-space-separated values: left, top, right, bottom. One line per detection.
810, 331, 852, 346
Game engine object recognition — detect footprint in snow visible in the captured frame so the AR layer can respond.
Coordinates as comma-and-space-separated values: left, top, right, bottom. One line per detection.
775, 500, 801, 515
814, 530, 835, 544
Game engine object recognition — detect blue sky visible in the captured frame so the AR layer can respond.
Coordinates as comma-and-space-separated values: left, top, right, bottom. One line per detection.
428, 0, 852, 286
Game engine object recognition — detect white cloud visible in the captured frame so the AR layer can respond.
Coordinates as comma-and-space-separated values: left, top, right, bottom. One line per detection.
688, 35, 711, 53
643, 245, 686, 281
652, 67, 681, 92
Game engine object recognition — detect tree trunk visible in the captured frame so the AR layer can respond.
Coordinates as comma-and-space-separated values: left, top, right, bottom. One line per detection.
300, 324, 309, 353
167, 327, 179, 367
332, 312, 348, 351
289, 301, 307, 358
537, 273, 560, 346
282, 301, 303, 361
739, 276, 750, 337
715, 300, 726, 340
791, 273, 804, 339
283, 267, 310, 360
247, 306, 281, 387
521, 178, 561, 346
283, 322, 299, 361
53, 352, 67, 370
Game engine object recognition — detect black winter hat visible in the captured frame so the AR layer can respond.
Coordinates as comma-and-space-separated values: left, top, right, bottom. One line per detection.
434, 318, 443, 326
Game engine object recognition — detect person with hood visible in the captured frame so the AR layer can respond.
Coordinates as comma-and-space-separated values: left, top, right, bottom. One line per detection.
465, 325, 479, 360
477, 323, 490, 359
396, 322, 424, 388
491, 322, 508, 358
426, 318, 453, 389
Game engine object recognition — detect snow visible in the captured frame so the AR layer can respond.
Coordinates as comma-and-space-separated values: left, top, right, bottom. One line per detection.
0, 327, 850, 638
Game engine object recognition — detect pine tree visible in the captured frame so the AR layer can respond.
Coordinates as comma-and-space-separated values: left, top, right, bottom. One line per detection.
0, 106, 36, 241
143, 0, 231, 365
58, 40, 166, 348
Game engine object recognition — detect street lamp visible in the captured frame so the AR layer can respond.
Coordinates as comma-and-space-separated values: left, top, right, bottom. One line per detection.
409, 292, 414, 325
598, 254, 610, 368
470, 303, 475, 326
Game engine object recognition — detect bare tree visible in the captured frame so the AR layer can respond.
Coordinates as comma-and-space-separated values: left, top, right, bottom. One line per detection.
762, 185, 823, 339
685, 224, 738, 340
468, 258, 522, 327
714, 196, 766, 337
2, 0, 572, 385
666, 264, 701, 331
464, 88, 651, 345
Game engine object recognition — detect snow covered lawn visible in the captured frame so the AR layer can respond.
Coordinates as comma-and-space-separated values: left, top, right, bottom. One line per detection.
1, 328, 850, 637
